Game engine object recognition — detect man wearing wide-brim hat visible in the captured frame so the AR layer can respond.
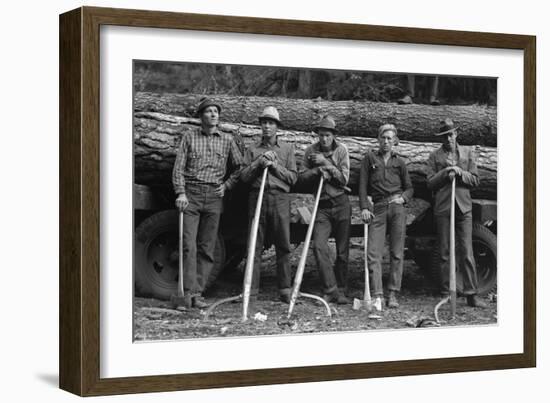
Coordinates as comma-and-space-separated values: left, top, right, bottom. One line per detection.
172, 97, 244, 308
240, 106, 297, 303
298, 115, 351, 304
427, 118, 487, 308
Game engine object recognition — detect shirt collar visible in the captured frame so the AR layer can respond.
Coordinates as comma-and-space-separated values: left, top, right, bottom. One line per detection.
200, 126, 221, 136
376, 149, 397, 158
315, 140, 339, 153
442, 142, 461, 154
260, 136, 280, 148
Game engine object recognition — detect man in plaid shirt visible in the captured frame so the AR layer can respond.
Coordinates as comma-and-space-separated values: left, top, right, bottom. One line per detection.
172, 98, 244, 308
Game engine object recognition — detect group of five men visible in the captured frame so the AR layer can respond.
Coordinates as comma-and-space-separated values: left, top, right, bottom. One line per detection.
171, 97, 487, 310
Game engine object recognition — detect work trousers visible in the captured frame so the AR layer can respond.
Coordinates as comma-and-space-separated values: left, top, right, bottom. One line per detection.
312, 195, 351, 294
248, 190, 292, 296
181, 184, 223, 295
436, 208, 478, 295
367, 202, 407, 296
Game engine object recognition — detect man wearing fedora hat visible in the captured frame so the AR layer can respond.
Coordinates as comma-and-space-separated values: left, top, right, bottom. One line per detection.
427, 118, 487, 308
359, 123, 413, 309
299, 115, 351, 304
240, 106, 297, 303
172, 97, 244, 308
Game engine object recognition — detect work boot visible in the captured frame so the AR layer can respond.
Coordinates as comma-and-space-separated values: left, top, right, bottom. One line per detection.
466, 295, 488, 308
192, 295, 209, 309
387, 291, 399, 309
322, 292, 336, 303
336, 289, 350, 305
372, 296, 383, 312
397, 95, 414, 104
279, 293, 291, 304
322, 289, 345, 304
429, 96, 440, 106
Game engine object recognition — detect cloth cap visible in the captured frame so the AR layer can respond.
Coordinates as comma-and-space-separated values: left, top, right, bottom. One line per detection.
195, 97, 222, 117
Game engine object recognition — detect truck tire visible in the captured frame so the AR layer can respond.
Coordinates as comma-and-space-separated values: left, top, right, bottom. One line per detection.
470, 223, 497, 295
430, 223, 497, 295
134, 210, 226, 300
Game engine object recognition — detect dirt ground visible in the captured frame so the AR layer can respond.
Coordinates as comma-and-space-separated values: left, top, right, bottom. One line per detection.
133, 240, 497, 341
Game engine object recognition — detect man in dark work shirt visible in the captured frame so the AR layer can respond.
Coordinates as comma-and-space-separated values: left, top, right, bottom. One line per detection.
240, 107, 297, 303
359, 124, 413, 310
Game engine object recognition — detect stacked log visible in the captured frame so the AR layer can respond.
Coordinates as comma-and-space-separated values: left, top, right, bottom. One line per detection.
135, 92, 497, 146
134, 111, 497, 200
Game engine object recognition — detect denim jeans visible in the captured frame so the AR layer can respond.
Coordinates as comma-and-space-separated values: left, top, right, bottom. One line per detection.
313, 195, 351, 294
181, 184, 223, 295
367, 202, 406, 296
436, 209, 478, 295
248, 190, 292, 296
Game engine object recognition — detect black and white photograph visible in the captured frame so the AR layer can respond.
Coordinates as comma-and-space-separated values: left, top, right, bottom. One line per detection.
133, 61, 498, 341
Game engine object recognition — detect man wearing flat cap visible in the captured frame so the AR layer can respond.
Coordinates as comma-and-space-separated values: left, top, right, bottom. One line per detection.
427, 118, 487, 308
299, 115, 351, 304
172, 97, 244, 308
240, 107, 297, 303
359, 123, 413, 310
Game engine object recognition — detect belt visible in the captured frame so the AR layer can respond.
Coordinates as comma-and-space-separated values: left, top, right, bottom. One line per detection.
373, 193, 401, 205
319, 194, 349, 209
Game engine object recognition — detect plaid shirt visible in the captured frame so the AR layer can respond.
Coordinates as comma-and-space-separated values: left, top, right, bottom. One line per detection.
299, 141, 350, 200
172, 127, 244, 195
241, 137, 297, 192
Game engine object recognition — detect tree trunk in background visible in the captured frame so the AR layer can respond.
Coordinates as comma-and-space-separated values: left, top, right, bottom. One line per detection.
135, 92, 498, 146
297, 70, 312, 99
134, 112, 497, 200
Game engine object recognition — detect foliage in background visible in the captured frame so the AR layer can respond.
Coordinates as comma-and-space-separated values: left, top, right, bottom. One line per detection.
134, 61, 496, 105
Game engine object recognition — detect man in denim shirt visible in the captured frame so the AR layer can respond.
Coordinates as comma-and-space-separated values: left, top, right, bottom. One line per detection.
240, 107, 297, 303
359, 124, 413, 310
172, 98, 244, 308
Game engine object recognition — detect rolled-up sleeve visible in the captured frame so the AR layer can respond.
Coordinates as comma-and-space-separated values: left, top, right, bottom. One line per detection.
172, 134, 188, 195
400, 159, 414, 202
223, 138, 245, 190
359, 153, 373, 211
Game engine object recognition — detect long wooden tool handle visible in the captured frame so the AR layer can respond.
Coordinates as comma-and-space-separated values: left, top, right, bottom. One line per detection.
242, 168, 268, 321
363, 223, 371, 302
449, 175, 457, 317
288, 176, 324, 317
178, 210, 184, 297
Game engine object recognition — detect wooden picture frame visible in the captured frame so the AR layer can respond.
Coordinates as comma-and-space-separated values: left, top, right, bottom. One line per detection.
59, 6, 536, 396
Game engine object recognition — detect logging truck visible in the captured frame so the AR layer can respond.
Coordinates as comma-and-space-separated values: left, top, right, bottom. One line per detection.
133, 94, 498, 300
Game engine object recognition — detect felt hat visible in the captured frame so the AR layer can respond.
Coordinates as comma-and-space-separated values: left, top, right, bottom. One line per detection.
258, 106, 282, 126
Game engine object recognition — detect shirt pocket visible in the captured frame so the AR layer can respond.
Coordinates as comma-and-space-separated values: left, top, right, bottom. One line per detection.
213, 150, 227, 168
186, 152, 201, 173
370, 163, 383, 183
388, 164, 402, 184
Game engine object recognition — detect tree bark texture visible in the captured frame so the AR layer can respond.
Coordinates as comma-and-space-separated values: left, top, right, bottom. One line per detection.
135, 92, 498, 146
134, 112, 497, 200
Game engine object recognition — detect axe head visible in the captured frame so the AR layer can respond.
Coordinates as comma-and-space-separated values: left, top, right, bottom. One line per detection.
170, 293, 191, 310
